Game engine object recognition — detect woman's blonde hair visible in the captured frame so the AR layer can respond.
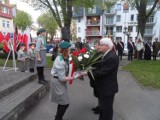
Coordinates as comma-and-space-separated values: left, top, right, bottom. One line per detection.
61, 48, 69, 59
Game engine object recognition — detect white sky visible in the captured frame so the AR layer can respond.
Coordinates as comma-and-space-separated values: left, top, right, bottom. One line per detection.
10, 0, 41, 37
10, 0, 41, 22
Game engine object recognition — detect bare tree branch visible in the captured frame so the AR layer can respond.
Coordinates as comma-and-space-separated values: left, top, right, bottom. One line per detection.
146, 0, 159, 19
45, 0, 62, 27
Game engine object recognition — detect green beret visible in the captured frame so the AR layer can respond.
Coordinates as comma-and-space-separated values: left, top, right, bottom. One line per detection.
29, 42, 36, 46
19, 43, 25, 47
37, 28, 46, 34
59, 41, 71, 49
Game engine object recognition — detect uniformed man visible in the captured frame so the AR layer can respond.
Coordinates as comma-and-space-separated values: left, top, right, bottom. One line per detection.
116, 38, 124, 60
152, 37, 160, 60
144, 39, 152, 60
127, 38, 135, 61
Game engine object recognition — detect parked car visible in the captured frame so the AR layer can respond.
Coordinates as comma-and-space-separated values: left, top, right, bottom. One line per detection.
123, 48, 128, 56
46, 44, 54, 53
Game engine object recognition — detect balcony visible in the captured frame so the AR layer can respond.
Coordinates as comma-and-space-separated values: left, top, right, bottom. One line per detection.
105, 21, 115, 26
105, 9, 116, 16
86, 20, 100, 26
86, 31, 101, 37
144, 29, 155, 36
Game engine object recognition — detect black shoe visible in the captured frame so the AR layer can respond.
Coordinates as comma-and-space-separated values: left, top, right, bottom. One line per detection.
92, 106, 99, 111
94, 108, 100, 114
42, 79, 49, 83
38, 80, 46, 84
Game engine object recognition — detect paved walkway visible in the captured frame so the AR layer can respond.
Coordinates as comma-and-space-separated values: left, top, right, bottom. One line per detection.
24, 59, 160, 120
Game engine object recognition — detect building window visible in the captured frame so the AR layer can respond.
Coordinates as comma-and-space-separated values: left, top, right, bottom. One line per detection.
147, 16, 154, 23
106, 27, 114, 35
0, 0, 6, 4
130, 15, 134, 21
116, 37, 122, 41
78, 27, 81, 33
116, 4, 121, 11
2, 20, 5, 27
116, 15, 121, 22
116, 26, 122, 32
6, 21, 9, 28
130, 3, 135, 10
128, 26, 133, 32
106, 16, 114, 24
1, 6, 9, 14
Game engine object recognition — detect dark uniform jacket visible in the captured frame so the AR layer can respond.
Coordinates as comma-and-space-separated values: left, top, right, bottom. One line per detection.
92, 50, 119, 96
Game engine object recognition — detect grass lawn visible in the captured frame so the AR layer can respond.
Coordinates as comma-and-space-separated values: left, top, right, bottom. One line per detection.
123, 60, 160, 89
0, 56, 53, 68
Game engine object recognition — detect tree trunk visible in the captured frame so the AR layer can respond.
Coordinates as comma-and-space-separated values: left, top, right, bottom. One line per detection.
50, 34, 54, 42
138, 13, 147, 38
61, 0, 72, 42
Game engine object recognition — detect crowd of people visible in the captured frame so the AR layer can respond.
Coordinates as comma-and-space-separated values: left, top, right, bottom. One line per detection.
16, 26, 160, 120
112, 37, 160, 61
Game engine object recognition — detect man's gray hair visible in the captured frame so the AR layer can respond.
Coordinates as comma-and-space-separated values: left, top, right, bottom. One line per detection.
100, 37, 113, 49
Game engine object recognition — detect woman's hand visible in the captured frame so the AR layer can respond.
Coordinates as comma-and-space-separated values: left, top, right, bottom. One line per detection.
80, 71, 88, 76
37, 57, 41, 61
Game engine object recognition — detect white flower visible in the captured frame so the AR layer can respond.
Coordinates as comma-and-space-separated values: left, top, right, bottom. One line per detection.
84, 54, 89, 58
86, 51, 89, 54
69, 57, 72, 61
78, 56, 83, 61
91, 47, 95, 50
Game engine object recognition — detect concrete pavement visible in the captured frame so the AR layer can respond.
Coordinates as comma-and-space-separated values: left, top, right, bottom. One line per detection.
24, 59, 160, 120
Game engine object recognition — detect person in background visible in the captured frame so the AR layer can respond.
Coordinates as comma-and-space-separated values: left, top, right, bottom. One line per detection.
75, 37, 83, 51
35, 28, 48, 84
127, 38, 135, 61
152, 37, 160, 61
144, 39, 152, 60
135, 38, 144, 60
28, 42, 36, 73
83, 40, 90, 51
88, 40, 101, 114
50, 41, 82, 120
116, 38, 124, 60
51, 43, 59, 61
17, 43, 26, 72
111, 38, 117, 53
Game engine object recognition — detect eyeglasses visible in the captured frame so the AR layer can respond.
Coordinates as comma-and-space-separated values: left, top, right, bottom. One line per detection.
99, 44, 105, 46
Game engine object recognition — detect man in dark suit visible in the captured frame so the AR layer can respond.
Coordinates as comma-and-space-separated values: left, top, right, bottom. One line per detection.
84, 38, 119, 120
127, 38, 135, 61
116, 38, 124, 60
152, 37, 160, 61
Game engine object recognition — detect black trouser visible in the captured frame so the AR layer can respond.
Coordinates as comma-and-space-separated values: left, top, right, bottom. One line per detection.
118, 50, 123, 60
128, 50, 133, 61
99, 95, 115, 120
55, 104, 69, 120
37, 67, 44, 81
153, 52, 157, 60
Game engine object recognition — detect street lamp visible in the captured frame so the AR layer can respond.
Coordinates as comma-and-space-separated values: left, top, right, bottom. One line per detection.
123, 27, 131, 42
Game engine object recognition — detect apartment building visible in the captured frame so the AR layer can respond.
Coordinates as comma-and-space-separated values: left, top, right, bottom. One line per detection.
73, 2, 160, 47
0, 0, 14, 36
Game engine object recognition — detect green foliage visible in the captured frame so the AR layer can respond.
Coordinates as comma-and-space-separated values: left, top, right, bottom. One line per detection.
37, 12, 58, 36
13, 10, 33, 31
123, 60, 160, 89
0, 43, 3, 49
